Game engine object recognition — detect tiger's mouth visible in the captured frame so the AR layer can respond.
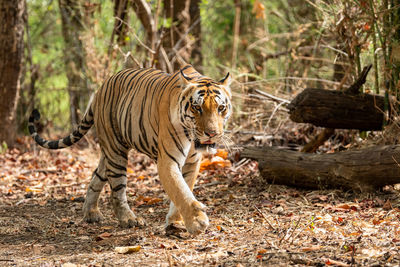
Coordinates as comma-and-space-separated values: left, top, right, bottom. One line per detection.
194, 139, 216, 149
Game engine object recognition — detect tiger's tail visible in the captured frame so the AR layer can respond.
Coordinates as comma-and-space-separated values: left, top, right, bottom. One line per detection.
28, 102, 95, 150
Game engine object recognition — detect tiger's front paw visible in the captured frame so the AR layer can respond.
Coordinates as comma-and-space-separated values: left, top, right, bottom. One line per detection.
183, 201, 209, 235
117, 208, 146, 228
83, 206, 104, 223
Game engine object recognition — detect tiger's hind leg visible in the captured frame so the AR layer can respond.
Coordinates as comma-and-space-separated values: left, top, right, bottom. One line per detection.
83, 154, 107, 223
166, 151, 202, 228
105, 151, 145, 228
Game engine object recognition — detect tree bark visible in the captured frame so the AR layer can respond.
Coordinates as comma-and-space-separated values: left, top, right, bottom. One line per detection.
189, 0, 202, 70
231, 0, 241, 69
131, 0, 157, 67
241, 145, 400, 191
0, 0, 25, 147
287, 88, 385, 130
113, 0, 130, 47
163, 0, 192, 70
58, 0, 88, 127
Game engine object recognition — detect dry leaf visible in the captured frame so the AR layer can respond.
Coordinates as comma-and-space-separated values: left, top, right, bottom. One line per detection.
136, 195, 162, 205
337, 203, 351, 210
25, 187, 42, 192
257, 249, 267, 254
324, 258, 350, 266
200, 156, 231, 172
301, 245, 321, 252
114, 246, 141, 254
96, 232, 112, 241
383, 200, 392, 211
215, 149, 228, 159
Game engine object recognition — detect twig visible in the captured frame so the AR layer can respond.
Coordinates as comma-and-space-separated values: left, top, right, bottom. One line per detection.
240, 76, 343, 86
290, 216, 316, 245
151, 29, 166, 68
279, 216, 301, 245
164, 251, 173, 267
194, 181, 222, 190
47, 183, 81, 188
254, 206, 276, 231
202, 252, 208, 267
231, 158, 250, 172
265, 102, 286, 130
167, 18, 201, 58
114, 17, 155, 54
224, 130, 272, 135
254, 89, 290, 104
392, 155, 400, 167
170, 46, 189, 68
286, 216, 302, 244
160, 47, 173, 73
21, 169, 59, 175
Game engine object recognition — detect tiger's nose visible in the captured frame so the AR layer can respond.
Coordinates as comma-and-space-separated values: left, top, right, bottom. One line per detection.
204, 130, 217, 137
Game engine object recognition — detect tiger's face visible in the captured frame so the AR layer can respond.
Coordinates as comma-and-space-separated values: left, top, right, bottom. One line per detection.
179, 70, 232, 153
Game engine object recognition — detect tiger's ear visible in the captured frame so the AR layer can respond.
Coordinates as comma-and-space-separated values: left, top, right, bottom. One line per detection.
219, 72, 231, 87
180, 69, 192, 86
219, 72, 232, 98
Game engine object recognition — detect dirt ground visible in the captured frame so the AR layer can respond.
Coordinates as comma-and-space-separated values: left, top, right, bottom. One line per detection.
1, 141, 400, 266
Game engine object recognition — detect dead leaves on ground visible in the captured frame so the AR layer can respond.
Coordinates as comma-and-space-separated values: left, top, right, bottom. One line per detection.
199, 149, 232, 172
1, 140, 400, 265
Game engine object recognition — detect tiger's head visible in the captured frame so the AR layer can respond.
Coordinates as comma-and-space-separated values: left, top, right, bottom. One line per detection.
178, 66, 232, 153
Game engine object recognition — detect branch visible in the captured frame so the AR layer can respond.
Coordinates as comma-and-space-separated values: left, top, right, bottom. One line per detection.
254, 89, 290, 104
345, 64, 373, 94
132, 0, 157, 49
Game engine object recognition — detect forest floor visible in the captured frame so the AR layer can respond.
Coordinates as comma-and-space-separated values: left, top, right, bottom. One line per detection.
1, 137, 400, 266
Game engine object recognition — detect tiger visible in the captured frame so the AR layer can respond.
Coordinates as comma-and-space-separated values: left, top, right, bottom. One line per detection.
28, 65, 232, 235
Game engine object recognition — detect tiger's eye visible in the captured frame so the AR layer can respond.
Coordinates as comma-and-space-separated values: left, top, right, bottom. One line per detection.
192, 105, 202, 112
218, 105, 226, 112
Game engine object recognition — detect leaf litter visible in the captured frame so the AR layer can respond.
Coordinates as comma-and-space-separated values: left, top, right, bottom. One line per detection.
0, 137, 400, 266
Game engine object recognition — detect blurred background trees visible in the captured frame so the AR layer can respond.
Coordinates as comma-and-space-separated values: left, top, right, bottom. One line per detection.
0, 0, 399, 148
0, 0, 25, 147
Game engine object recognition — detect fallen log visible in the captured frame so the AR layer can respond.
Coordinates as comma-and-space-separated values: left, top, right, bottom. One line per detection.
287, 88, 385, 130
241, 145, 400, 191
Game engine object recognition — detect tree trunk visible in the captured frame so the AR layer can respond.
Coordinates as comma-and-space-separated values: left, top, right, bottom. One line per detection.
231, 0, 241, 69
163, 0, 192, 70
189, 0, 202, 70
0, 0, 25, 147
131, 0, 157, 66
241, 145, 400, 191
287, 88, 385, 130
113, 0, 130, 47
58, 0, 88, 127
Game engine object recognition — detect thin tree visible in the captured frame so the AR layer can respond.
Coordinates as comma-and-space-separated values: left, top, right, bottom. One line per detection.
0, 0, 25, 147
111, 0, 131, 47
163, 0, 199, 70
58, 0, 88, 127
189, 0, 202, 70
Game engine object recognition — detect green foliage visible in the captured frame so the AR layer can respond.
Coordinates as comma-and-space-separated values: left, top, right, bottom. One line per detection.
0, 142, 7, 154
200, 0, 235, 74
26, 0, 69, 130
25, 0, 116, 131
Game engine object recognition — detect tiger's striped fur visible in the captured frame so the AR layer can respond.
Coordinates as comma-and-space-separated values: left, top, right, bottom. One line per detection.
28, 65, 232, 235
